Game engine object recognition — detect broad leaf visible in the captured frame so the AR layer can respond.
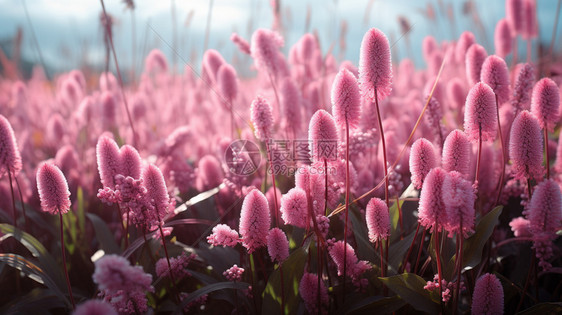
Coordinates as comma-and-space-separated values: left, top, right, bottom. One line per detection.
379, 273, 439, 314
86, 213, 120, 254
172, 281, 250, 314
343, 295, 406, 314
461, 206, 502, 270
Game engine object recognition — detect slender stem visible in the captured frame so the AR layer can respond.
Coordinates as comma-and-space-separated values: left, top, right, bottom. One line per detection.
343, 119, 350, 302
59, 210, 75, 309
279, 264, 286, 314
415, 229, 427, 274
401, 222, 421, 273
317, 237, 322, 315
265, 141, 280, 227
7, 170, 18, 228
374, 88, 389, 206
158, 224, 181, 303
526, 39, 531, 63
516, 252, 535, 313
434, 231, 443, 302
475, 127, 483, 186
13, 175, 28, 231
545, 125, 550, 179
324, 159, 328, 216
396, 196, 403, 238
494, 94, 506, 207
453, 225, 464, 314
125, 209, 130, 248
203, 0, 214, 53
547, 0, 562, 76
379, 240, 384, 278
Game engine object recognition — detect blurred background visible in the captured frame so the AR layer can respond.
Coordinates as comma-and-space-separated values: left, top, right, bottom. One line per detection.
0, 0, 560, 79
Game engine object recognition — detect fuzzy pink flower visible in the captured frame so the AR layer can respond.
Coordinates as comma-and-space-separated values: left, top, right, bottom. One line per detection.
267, 227, 289, 263
37, 163, 71, 215
526, 179, 562, 270
511, 63, 535, 113
422, 36, 438, 63
163, 125, 191, 154
142, 164, 172, 222
145, 49, 168, 74
531, 78, 560, 131
442, 171, 475, 237
280, 187, 308, 228
464, 82, 498, 142
250, 28, 286, 76
465, 44, 488, 86
471, 273, 504, 315
299, 273, 328, 315
442, 130, 472, 177
280, 77, 302, 133
509, 217, 532, 237
506, 0, 524, 35
455, 31, 476, 63
55, 145, 79, 175
447, 78, 466, 111
223, 264, 244, 282
480, 55, 511, 104
328, 241, 370, 279
521, 0, 538, 40
207, 224, 239, 247
250, 95, 274, 141
96, 135, 121, 188
119, 145, 141, 179
155, 253, 194, 280
230, 33, 251, 55
239, 189, 271, 253
196, 155, 224, 191
217, 64, 238, 102
308, 110, 338, 162
409, 138, 439, 189
358, 28, 392, 102
332, 68, 361, 129
100, 91, 117, 128
366, 197, 390, 243
202, 49, 226, 84
494, 19, 512, 57
73, 300, 117, 315
418, 167, 448, 232
509, 110, 544, 180
0, 115, 22, 177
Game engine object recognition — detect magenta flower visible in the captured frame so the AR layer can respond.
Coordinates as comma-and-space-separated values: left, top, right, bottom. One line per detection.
328, 241, 370, 279
0, 115, 22, 177
155, 253, 194, 280
442, 130, 472, 177
239, 189, 271, 253
145, 49, 168, 74
230, 33, 251, 55
480, 55, 510, 104
96, 135, 121, 188
365, 197, 390, 243
531, 78, 560, 131
217, 64, 238, 102
509, 110, 544, 180
250, 28, 286, 77
511, 63, 535, 114
266, 227, 289, 263
465, 44, 488, 86
521, 0, 538, 40
464, 82, 497, 142
442, 171, 475, 237
142, 164, 172, 222
36, 163, 71, 215
119, 145, 142, 180
506, 0, 524, 35
308, 110, 338, 162
250, 95, 274, 141
494, 18, 512, 57
202, 49, 226, 84
418, 167, 448, 233
195, 155, 224, 191
409, 138, 439, 189
280, 77, 302, 133
471, 273, 504, 315
455, 31, 476, 63
280, 187, 308, 229
358, 28, 392, 102
509, 217, 532, 237
207, 224, 239, 247
73, 300, 117, 315
223, 264, 244, 282
332, 68, 361, 129
299, 273, 328, 315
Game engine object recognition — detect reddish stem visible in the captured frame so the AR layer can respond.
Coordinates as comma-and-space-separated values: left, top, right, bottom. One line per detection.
59, 209, 75, 309
7, 170, 18, 228
434, 231, 444, 302
414, 229, 427, 274
265, 141, 280, 227
401, 222, 421, 273
158, 224, 181, 303
13, 173, 28, 230
494, 94, 506, 207
545, 125, 550, 179
343, 119, 350, 302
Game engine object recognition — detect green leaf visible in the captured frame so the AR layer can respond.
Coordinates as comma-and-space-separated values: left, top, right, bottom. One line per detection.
344, 295, 406, 315
516, 302, 562, 314
172, 281, 250, 314
389, 200, 405, 243
0, 254, 69, 307
388, 230, 416, 275
262, 247, 308, 315
0, 224, 65, 289
461, 206, 502, 270
86, 213, 120, 254
379, 273, 440, 314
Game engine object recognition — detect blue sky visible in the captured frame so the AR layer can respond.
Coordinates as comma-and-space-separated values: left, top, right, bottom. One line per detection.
0, 0, 560, 76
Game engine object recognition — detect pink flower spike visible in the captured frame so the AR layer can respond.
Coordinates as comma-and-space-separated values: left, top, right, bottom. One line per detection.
509, 217, 532, 237
480, 55, 511, 104
223, 264, 244, 282
73, 300, 117, 315
239, 189, 270, 253
119, 145, 142, 179
155, 253, 194, 281
142, 164, 172, 221
531, 78, 560, 131
494, 19, 513, 58
409, 138, 439, 189
465, 44, 488, 86
36, 163, 71, 215
299, 273, 328, 315
217, 64, 238, 102
455, 31, 476, 63
230, 33, 251, 55
442, 130, 472, 177
96, 135, 121, 188
442, 171, 475, 237
328, 240, 369, 279
332, 68, 361, 129
250, 28, 285, 76
280, 187, 308, 228
509, 110, 544, 180
506, 0, 524, 35
522, 0, 538, 40
250, 95, 274, 141
418, 167, 448, 233
145, 49, 168, 74
358, 28, 392, 102
471, 273, 504, 315
511, 63, 535, 113
308, 110, 338, 162
266, 227, 289, 263
464, 82, 497, 142
280, 77, 302, 133
207, 224, 239, 247
202, 49, 226, 84
365, 197, 390, 243
0, 115, 22, 177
